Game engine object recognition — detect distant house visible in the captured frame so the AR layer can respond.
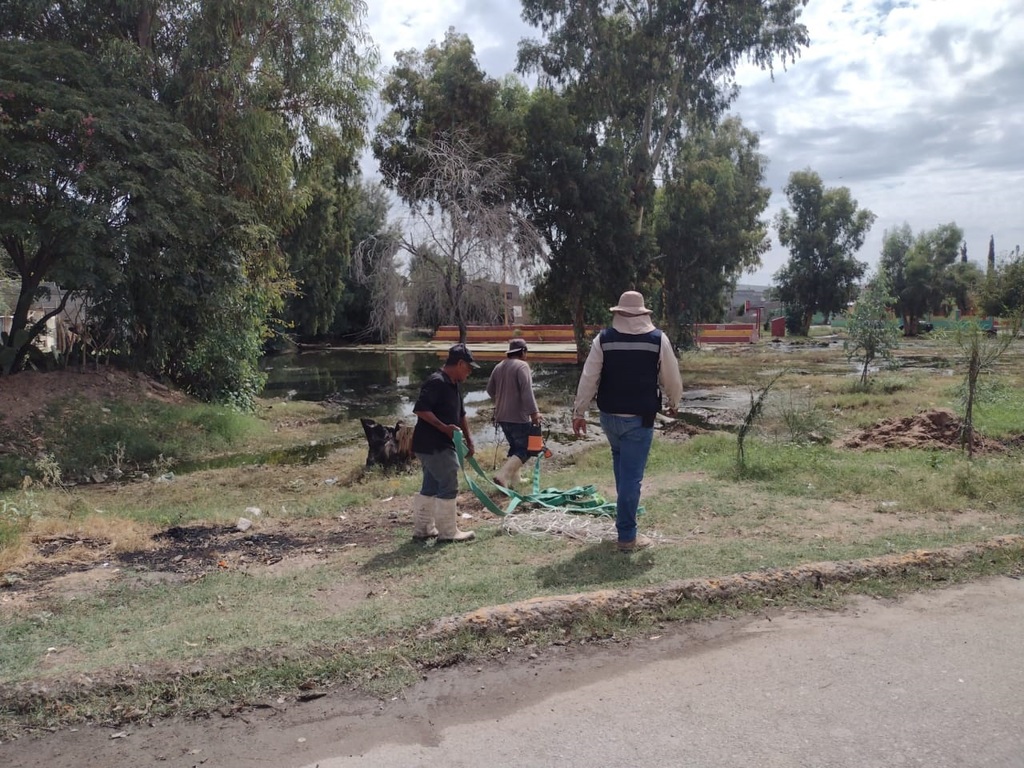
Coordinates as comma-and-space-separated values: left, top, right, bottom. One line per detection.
0, 282, 86, 355
477, 280, 528, 325
724, 284, 781, 323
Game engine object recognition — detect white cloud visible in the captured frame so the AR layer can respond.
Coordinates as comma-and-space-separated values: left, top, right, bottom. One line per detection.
365, 0, 1024, 285
733, 0, 1024, 281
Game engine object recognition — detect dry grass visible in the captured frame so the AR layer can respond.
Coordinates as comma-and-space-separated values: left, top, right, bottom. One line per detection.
2, 334, 1024, 732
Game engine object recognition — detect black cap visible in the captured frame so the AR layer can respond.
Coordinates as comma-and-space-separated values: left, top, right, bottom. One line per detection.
446, 343, 480, 369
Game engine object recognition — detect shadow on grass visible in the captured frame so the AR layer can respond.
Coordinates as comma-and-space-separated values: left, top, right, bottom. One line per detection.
358, 532, 494, 572
535, 542, 655, 589
358, 539, 446, 571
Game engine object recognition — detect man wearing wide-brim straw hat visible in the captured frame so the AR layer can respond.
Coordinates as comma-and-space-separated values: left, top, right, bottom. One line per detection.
571, 290, 683, 552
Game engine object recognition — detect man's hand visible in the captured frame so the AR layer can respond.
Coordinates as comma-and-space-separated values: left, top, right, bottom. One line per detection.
531, 412, 542, 426
665, 406, 678, 418
572, 417, 587, 437
451, 426, 474, 456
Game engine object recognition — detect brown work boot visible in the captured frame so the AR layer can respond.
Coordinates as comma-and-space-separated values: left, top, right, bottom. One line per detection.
616, 534, 653, 552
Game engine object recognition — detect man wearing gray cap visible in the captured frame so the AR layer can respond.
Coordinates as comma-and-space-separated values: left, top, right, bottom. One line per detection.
572, 291, 682, 552
486, 337, 542, 489
410, 343, 479, 543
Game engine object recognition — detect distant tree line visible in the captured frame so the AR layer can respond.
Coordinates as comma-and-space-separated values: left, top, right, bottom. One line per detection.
4, 1, 1021, 402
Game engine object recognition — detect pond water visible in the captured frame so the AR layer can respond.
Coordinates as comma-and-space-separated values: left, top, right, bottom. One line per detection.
260, 349, 581, 422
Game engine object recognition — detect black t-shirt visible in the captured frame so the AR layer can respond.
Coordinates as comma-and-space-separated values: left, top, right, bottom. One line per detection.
411, 369, 465, 453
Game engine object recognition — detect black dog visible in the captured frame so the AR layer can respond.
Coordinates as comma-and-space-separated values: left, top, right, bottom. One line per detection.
359, 418, 414, 469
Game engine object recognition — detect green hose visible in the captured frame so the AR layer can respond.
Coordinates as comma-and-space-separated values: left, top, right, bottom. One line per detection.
453, 429, 635, 518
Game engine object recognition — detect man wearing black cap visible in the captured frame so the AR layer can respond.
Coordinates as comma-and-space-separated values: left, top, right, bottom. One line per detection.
409, 343, 479, 543
486, 337, 542, 489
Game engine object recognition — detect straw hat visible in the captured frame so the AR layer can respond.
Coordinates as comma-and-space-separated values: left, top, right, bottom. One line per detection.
609, 291, 652, 315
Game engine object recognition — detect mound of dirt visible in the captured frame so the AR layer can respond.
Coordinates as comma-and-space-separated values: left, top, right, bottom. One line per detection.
834, 408, 1003, 452
0, 367, 186, 454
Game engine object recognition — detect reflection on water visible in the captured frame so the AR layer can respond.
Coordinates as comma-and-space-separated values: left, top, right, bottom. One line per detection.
260, 349, 580, 421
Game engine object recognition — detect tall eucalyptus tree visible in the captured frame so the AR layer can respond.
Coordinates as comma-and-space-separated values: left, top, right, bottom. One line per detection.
517, 0, 809, 235
773, 170, 874, 336
653, 117, 772, 347
373, 31, 542, 341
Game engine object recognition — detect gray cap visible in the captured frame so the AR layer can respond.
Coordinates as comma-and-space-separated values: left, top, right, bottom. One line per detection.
506, 338, 528, 356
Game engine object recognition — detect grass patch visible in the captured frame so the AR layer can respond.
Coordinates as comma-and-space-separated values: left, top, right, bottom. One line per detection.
3, 337, 1024, 735
37, 398, 265, 480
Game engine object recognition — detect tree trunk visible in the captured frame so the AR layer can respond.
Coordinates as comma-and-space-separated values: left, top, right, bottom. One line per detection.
3, 272, 44, 374
572, 294, 587, 366
800, 309, 813, 337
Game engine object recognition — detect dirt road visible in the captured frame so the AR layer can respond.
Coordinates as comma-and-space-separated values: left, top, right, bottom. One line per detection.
4, 577, 1023, 768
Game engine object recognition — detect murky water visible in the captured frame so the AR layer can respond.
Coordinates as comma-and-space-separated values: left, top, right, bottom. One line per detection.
260, 349, 581, 421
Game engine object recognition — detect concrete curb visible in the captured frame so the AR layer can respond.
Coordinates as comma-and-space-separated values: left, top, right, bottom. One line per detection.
423, 534, 1024, 638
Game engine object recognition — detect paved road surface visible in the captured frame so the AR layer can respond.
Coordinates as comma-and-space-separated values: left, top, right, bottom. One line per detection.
304, 577, 1024, 768
4, 577, 1023, 767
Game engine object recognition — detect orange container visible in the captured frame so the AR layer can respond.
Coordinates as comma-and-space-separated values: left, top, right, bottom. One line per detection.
527, 424, 544, 456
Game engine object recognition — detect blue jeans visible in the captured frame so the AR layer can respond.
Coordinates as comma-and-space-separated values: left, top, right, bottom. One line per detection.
599, 412, 654, 543
499, 421, 531, 462
416, 448, 460, 500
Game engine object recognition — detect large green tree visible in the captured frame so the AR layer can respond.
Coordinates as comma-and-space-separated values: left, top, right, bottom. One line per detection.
879, 222, 965, 336
373, 34, 541, 342
1, 0, 376, 402
372, 29, 515, 206
517, 0, 809, 236
652, 117, 771, 347
516, 89, 641, 356
979, 250, 1024, 317
0, 41, 222, 375
773, 170, 875, 335
281, 129, 363, 340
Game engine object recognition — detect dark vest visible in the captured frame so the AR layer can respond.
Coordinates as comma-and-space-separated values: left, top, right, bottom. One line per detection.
596, 328, 661, 415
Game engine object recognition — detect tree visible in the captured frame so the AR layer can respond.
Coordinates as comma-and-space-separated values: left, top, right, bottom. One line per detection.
372, 29, 514, 206
0, 41, 221, 375
843, 273, 899, 388
773, 170, 875, 335
518, 0, 809, 236
1, 0, 377, 403
395, 136, 542, 343
946, 259, 983, 316
652, 117, 771, 347
516, 89, 641, 358
951, 313, 1022, 458
373, 31, 540, 343
281, 129, 364, 340
879, 222, 963, 336
344, 183, 404, 343
978, 250, 1024, 317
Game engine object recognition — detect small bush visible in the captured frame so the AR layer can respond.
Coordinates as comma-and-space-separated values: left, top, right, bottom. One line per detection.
0, 456, 30, 491
0, 496, 34, 554
770, 391, 836, 445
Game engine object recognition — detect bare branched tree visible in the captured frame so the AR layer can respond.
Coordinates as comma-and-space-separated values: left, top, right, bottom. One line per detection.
399, 135, 544, 341
353, 230, 403, 343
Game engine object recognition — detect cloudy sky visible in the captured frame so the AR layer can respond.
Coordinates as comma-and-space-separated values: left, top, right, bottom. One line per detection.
365, 0, 1024, 286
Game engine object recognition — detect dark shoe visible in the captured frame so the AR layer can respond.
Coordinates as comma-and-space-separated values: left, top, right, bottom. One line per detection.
617, 534, 653, 552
